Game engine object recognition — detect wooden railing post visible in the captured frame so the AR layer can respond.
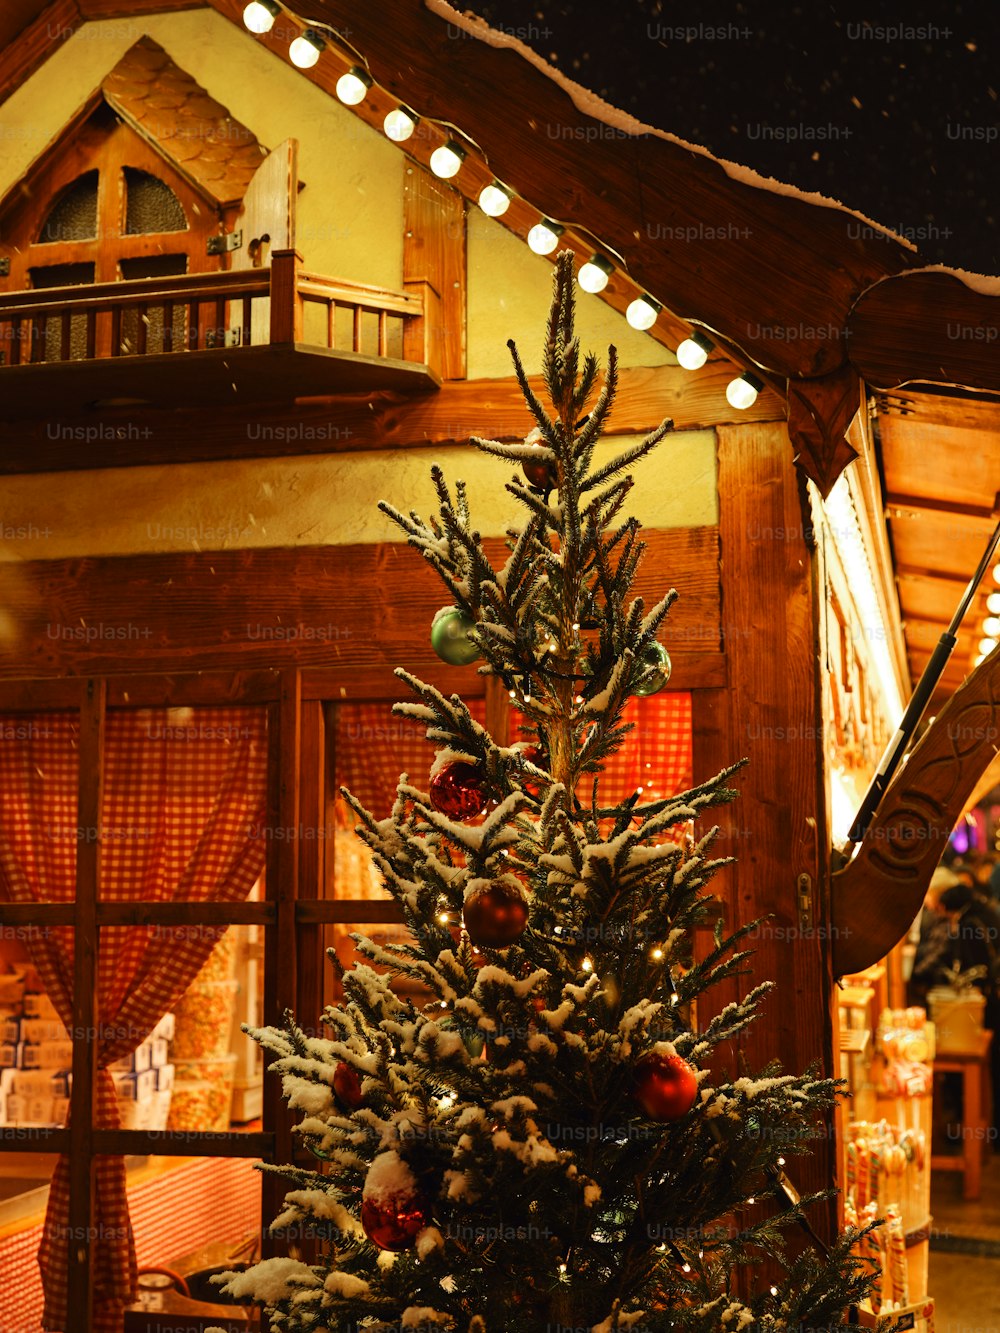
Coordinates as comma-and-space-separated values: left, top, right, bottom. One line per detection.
269, 249, 303, 345
403, 278, 443, 379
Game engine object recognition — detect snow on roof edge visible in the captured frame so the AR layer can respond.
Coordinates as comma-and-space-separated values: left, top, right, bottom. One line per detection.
424, 0, 928, 258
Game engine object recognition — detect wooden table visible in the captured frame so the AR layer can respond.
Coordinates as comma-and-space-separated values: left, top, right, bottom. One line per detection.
931, 1029, 993, 1201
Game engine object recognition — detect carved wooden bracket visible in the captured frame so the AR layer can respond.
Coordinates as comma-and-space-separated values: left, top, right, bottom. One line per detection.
786, 362, 861, 498
832, 645, 1000, 976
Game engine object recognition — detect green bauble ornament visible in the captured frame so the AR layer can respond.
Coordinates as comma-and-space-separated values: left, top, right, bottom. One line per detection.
431, 606, 480, 666
633, 641, 672, 696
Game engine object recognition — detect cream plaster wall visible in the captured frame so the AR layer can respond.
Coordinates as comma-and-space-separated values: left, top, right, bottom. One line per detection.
467, 210, 675, 379
0, 430, 717, 560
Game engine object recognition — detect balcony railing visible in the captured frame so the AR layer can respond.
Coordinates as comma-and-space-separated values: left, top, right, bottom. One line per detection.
0, 250, 430, 369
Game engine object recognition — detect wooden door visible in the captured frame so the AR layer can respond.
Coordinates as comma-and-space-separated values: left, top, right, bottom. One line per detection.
229, 138, 298, 346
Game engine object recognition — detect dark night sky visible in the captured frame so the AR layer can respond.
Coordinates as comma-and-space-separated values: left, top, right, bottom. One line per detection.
460, 1, 1000, 275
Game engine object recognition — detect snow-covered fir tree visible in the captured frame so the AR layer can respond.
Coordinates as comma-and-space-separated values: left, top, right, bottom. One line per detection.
220, 252, 882, 1332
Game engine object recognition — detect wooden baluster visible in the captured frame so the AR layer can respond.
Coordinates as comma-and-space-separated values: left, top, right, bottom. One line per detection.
242, 295, 252, 346
327, 300, 335, 351
85, 309, 96, 359
269, 249, 303, 345
162, 303, 173, 353
136, 303, 148, 356
214, 298, 226, 349
188, 301, 198, 350
31, 314, 47, 363
111, 307, 122, 357
61, 311, 72, 362
378, 310, 388, 358
9, 317, 21, 366
353, 304, 363, 355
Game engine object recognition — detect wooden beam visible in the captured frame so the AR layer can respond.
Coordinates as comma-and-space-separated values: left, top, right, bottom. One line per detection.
0, 531, 722, 680
0, 360, 782, 473
0, 669, 282, 710
715, 420, 835, 1240
885, 493, 997, 524
262, 669, 301, 1252
67, 676, 103, 1329
850, 271, 1000, 393
876, 388, 1000, 433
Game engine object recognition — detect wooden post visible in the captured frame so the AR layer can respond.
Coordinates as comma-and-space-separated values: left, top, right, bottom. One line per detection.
269, 249, 303, 346
715, 421, 836, 1240
262, 669, 301, 1252
402, 278, 443, 376
402, 161, 465, 380
66, 677, 105, 1330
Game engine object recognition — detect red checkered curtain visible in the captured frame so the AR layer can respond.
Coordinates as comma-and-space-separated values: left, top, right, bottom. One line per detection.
334, 693, 692, 821
0, 706, 268, 1333
513, 692, 694, 817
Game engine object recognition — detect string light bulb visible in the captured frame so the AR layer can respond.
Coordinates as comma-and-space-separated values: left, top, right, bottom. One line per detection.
527, 218, 564, 254
979, 637, 998, 657
430, 140, 465, 178
626, 295, 661, 330
994, 563, 1000, 584
651, 947, 664, 960
726, 372, 764, 410
582, 957, 593, 972
987, 592, 1000, 615
243, 0, 279, 33
479, 182, 512, 217
336, 66, 372, 105
676, 331, 714, 370
578, 254, 614, 293
289, 28, 325, 67
384, 107, 418, 142
983, 616, 1000, 637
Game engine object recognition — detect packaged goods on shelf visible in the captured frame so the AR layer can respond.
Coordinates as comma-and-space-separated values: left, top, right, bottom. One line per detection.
156, 1063, 175, 1093
927, 986, 986, 1054
171, 979, 238, 1059
112, 1069, 157, 1102
0, 974, 26, 1006
148, 1037, 169, 1068
110, 1044, 152, 1074
21, 1040, 73, 1069
1, 1017, 69, 1044
23, 992, 60, 1021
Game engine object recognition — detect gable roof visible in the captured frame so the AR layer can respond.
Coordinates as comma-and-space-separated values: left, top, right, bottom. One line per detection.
101, 35, 265, 208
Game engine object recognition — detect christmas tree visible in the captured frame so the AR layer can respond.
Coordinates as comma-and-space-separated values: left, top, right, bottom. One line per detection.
220, 253, 881, 1332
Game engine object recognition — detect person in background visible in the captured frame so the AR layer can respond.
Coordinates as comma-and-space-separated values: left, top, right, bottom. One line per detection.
907, 865, 959, 1011
935, 882, 1000, 1143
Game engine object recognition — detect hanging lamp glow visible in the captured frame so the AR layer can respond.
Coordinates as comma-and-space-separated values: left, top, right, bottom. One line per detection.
626, 295, 661, 330
578, 254, 614, 293
478, 181, 512, 217
527, 218, 564, 255
987, 592, 1000, 615
243, 0, 280, 33
726, 372, 764, 410
384, 107, 418, 142
676, 331, 714, 370
978, 637, 998, 656
289, 28, 325, 67
430, 140, 465, 179
336, 66, 372, 105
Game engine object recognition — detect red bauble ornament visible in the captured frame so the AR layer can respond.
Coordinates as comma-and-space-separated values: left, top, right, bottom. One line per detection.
464, 882, 529, 949
516, 743, 547, 800
632, 1052, 699, 1122
522, 427, 556, 490
361, 1192, 430, 1251
429, 760, 486, 820
333, 1062, 365, 1111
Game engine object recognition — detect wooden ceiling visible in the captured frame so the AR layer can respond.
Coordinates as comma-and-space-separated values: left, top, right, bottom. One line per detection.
876, 387, 1000, 703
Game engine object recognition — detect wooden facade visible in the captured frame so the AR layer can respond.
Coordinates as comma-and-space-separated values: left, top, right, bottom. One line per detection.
0, 4, 998, 1330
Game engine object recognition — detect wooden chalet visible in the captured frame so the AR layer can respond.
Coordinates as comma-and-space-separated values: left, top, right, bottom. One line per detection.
0, 2, 997, 1330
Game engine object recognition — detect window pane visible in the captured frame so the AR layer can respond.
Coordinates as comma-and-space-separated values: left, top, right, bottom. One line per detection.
37, 170, 98, 243
124, 167, 187, 234
26, 266, 95, 363
119, 255, 189, 355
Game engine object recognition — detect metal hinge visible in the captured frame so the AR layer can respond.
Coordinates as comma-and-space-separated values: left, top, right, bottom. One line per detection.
0, 257, 10, 277
797, 872, 813, 932
207, 230, 242, 255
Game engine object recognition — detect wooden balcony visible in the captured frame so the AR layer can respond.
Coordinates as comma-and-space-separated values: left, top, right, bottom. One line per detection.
0, 250, 441, 419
